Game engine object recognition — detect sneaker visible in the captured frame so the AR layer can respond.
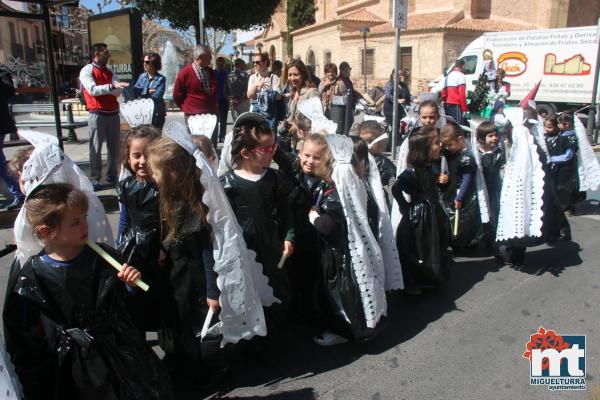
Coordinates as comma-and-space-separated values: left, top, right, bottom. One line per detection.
313, 331, 349, 346
92, 181, 101, 192
106, 175, 117, 185
5, 197, 24, 211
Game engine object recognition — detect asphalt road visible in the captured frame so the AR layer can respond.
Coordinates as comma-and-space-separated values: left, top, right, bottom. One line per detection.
0, 118, 599, 399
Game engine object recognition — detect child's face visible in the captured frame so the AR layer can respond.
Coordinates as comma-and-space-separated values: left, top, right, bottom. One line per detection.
128, 137, 151, 180
420, 106, 438, 126
544, 120, 559, 136
558, 121, 572, 131
441, 136, 465, 154
481, 132, 499, 150
247, 133, 276, 168
41, 207, 88, 248
300, 141, 324, 175
430, 136, 442, 160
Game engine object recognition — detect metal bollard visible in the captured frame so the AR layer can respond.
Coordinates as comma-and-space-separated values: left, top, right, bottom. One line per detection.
65, 103, 78, 142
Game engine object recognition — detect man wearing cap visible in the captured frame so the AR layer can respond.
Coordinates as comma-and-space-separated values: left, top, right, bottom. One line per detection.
441, 58, 468, 125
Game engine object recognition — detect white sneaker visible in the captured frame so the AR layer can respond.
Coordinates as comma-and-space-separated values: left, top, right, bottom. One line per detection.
313, 331, 349, 346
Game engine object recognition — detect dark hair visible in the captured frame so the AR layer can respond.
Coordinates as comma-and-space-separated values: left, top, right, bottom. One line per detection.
351, 137, 370, 181
272, 60, 283, 72
145, 52, 162, 71
357, 120, 384, 137
440, 121, 464, 142
295, 113, 312, 133
419, 100, 440, 116
476, 121, 497, 143
122, 124, 161, 175
230, 120, 274, 166
407, 125, 439, 167
324, 63, 338, 75
339, 61, 351, 71
91, 43, 107, 54
25, 183, 89, 238
192, 135, 216, 159
545, 113, 559, 127
234, 58, 245, 69
455, 58, 465, 67
557, 111, 574, 127
287, 59, 311, 88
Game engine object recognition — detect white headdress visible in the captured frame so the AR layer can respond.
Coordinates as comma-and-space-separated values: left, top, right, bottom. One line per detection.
14, 130, 114, 265
298, 97, 338, 134
464, 122, 490, 224
120, 98, 154, 128
188, 113, 220, 171
367, 154, 404, 290
573, 116, 600, 191
163, 121, 277, 346
325, 134, 387, 328
495, 108, 545, 241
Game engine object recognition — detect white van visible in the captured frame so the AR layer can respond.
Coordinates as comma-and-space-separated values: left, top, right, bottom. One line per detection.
430, 26, 599, 114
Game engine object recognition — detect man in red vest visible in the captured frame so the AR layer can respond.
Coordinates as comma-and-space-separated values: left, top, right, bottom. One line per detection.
79, 43, 128, 190
173, 45, 217, 132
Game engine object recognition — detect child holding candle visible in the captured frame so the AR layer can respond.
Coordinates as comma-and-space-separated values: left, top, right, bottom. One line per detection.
3, 183, 172, 400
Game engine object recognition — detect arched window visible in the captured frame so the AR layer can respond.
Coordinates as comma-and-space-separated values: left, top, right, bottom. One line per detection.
269, 45, 276, 63
307, 49, 316, 72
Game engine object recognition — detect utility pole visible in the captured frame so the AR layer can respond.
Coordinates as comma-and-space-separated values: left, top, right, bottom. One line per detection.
198, 0, 205, 44
391, 0, 408, 158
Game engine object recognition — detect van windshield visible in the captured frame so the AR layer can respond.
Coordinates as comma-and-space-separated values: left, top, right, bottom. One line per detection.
462, 55, 478, 75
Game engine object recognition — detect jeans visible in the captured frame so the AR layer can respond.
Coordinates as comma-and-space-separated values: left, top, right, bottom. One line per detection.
444, 104, 463, 125
88, 112, 120, 183
0, 135, 24, 201
217, 98, 229, 140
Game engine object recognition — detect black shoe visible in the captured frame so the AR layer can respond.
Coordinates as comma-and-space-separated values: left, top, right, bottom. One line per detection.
106, 175, 117, 185
5, 197, 24, 211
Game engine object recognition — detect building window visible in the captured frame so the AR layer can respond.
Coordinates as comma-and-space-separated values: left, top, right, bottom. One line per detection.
324, 51, 331, 66
361, 48, 375, 76
22, 29, 30, 47
9, 22, 17, 43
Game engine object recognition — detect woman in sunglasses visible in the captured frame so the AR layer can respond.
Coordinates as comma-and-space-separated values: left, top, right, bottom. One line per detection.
247, 52, 280, 131
132, 53, 167, 129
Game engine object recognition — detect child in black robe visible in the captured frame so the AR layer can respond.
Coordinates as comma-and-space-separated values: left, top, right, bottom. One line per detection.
357, 120, 397, 211
116, 125, 161, 331
392, 126, 451, 292
220, 113, 295, 317
476, 121, 505, 250
546, 112, 584, 214
440, 121, 481, 254
3, 183, 172, 400
147, 137, 220, 384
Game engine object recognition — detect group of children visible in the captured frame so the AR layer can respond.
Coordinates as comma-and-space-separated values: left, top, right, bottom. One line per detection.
2, 92, 596, 397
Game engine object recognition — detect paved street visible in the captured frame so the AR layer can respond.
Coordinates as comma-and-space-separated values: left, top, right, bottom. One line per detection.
0, 118, 599, 399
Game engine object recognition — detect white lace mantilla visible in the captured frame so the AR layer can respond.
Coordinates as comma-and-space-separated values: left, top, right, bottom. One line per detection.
467, 123, 490, 224
574, 116, 600, 192
367, 154, 404, 290
15, 135, 114, 265
495, 123, 544, 241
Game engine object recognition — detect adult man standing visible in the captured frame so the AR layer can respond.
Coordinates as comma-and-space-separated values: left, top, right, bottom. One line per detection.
225, 58, 249, 122
441, 58, 467, 125
173, 45, 217, 133
79, 43, 128, 191
214, 56, 230, 142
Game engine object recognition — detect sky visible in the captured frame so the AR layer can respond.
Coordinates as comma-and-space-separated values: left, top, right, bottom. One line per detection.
79, 0, 261, 55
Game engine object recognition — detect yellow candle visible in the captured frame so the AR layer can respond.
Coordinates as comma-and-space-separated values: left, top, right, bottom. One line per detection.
87, 241, 149, 292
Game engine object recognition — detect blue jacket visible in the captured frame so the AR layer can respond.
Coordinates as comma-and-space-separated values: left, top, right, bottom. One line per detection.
132, 72, 166, 116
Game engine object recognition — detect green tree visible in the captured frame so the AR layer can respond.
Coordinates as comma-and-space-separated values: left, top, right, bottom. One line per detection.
120, 0, 280, 43
286, 0, 316, 31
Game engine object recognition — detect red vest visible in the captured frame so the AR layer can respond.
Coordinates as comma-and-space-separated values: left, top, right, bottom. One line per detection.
82, 64, 119, 113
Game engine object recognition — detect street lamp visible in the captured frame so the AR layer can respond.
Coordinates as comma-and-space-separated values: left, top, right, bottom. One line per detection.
359, 26, 370, 93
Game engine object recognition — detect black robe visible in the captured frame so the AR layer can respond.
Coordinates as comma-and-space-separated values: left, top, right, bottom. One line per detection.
479, 147, 505, 241
375, 154, 397, 212
443, 149, 481, 253
392, 166, 451, 287
158, 212, 218, 377
220, 168, 295, 307
115, 177, 161, 331
2, 245, 173, 400
545, 130, 584, 210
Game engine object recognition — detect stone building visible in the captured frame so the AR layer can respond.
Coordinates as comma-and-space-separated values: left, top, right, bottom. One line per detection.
257, 0, 599, 93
